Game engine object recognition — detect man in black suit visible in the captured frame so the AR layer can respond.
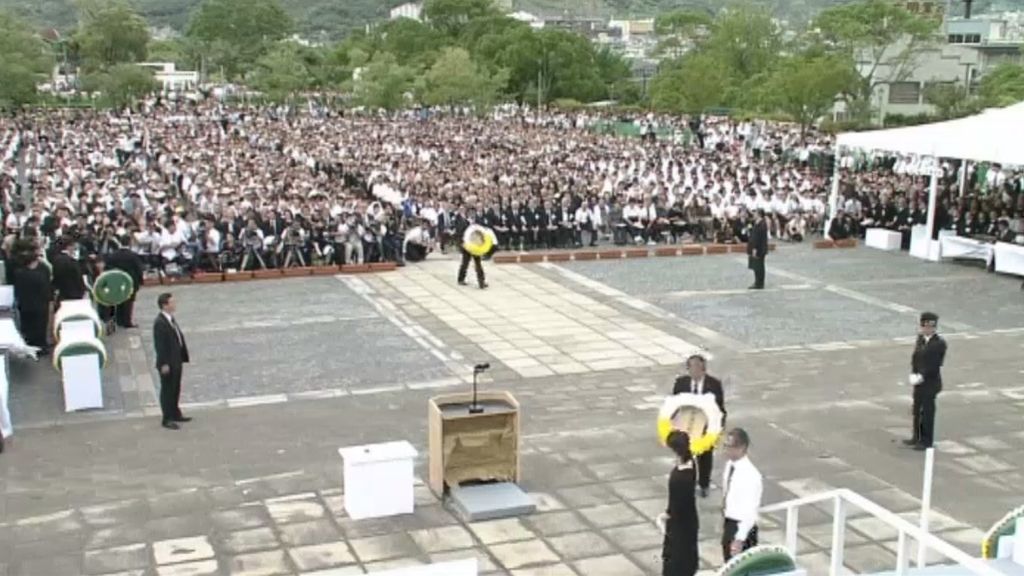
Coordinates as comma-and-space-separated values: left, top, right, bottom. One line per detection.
50, 236, 87, 304
672, 354, 726, 498
747, 209, 769, 290
105, 235, 145, 328
153, 293, 191, 430
904, 312, 947, 451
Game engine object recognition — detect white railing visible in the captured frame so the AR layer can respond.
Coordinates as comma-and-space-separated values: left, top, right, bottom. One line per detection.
760, 489, 1007, 576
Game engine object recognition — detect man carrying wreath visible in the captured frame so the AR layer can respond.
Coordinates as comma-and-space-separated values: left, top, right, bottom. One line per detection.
672, 354, 726, 498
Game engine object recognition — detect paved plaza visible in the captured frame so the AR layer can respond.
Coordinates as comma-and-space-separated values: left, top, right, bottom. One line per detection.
2, 244, 1023, 576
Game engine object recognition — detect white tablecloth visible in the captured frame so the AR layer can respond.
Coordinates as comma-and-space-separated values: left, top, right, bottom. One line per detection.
940, 236, 994, 266
994, 242, 1024, 277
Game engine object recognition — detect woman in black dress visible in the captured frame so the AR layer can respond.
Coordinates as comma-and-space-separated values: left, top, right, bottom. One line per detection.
11, 240, 53, 355
659, 430, 699, 576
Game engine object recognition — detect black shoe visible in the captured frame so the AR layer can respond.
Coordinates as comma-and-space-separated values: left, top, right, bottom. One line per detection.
748, 284, 764, 290
172, 417, 192, 423
901, 438, 920, 446
912, 444, 930, 451
479, 283, 489, 290
162, 421, 180, 430
700, 487, 708, 498
458, 281, 468, 286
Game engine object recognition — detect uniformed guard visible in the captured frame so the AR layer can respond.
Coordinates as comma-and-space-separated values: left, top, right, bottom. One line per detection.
904, 312, 947, 451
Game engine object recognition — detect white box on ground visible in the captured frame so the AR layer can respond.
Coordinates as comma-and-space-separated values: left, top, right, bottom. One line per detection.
0, 356, 12, 438
62, 354, 103, 412
865, 228, 902, 251
339, 440, 417, 520
366, 558, 476, 576
1014, 517, 1024, 564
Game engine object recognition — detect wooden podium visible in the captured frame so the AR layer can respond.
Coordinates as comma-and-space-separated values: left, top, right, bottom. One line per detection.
427, 391, 521, 497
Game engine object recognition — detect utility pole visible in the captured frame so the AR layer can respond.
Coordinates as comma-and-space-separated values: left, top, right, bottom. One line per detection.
964, 0, 974, 18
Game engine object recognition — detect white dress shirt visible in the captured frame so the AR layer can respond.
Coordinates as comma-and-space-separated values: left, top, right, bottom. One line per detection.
723, 455, 763, 541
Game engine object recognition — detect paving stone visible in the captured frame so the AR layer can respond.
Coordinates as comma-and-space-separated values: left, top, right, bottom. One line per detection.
571, 554, 644, 576
361, 558, 425, 572
148, 491, 210, 518
554, 485, 620, 508
528, 493, 566, 512
843, 543, 898, 573
287, 542, 356, 572
218, 527, 280, 554
85, 525, 149, 550
266, 498, 327, 525
489, 540, 559, 570
428, 549, 498, 572
509, 564, 579, 576
80, 500, 149, 529
962, 435, 1013, 452
627, 498, 666, 521
408, 525, 475, 553
83, 543, 148, 574
211, 508, 272, 532
278, 519, 341, 547
297, 567, 364, 576
606, 478, 664, 500
10, 555, 82, 576
523, 512, 588, 537
145, 516, 212, 541
156, 560, 220, 576
153, 536, 215, 566
956, 454, 1014, 474
543, 531, 615, 560
227, 550, 291, 576
577, 504, 647, 529
600, 523, 663, 552
348, 533, 419, 563
468, 519, 536, 544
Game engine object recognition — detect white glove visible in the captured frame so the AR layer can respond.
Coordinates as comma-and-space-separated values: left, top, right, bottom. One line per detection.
656, 513, 669, 535
909, 373, 924, 386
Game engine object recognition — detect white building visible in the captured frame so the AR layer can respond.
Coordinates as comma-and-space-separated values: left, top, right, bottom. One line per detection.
837, 14, 1023, 123
509, 11, 544, 29
390, 2, 423, 21
137, 62, 199, 92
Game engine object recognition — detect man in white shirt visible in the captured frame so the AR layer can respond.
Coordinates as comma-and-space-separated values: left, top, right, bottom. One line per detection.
721, 427, 763, 562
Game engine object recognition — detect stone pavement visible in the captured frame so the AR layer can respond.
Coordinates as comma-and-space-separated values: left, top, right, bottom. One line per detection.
1, 244, 1022, 576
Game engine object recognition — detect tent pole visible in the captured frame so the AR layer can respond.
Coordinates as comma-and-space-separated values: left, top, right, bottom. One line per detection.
827, 144, 841, 236
958, 160, 968, 198
926, 169, 939, 243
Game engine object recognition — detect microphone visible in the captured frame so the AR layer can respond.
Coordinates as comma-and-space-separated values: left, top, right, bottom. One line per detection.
474, 363, 490, 371
470, 362, 489, 414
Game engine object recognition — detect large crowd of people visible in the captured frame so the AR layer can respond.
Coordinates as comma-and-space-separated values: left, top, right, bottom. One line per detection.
1, 98, 1022, 284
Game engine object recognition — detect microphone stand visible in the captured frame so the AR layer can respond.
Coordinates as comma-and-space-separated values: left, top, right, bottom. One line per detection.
470, 367, 484, 414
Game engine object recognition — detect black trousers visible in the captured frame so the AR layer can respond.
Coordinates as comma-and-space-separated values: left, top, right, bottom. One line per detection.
159, 365, 184, 422
115, 293, 136, 327
696, 450, 713, 490
722, 519, 758, 563
911, 385, 938, 447
748, 256, 766, 288
18, 307, 50, 351
458, 249, 485, 287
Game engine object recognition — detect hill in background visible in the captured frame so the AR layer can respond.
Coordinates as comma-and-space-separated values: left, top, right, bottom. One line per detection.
0, 0, 997, 41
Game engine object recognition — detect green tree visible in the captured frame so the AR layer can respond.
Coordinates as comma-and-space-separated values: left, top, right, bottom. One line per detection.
814, 0, 939, 118
73, 0, 149, 71
978, 63, 1024, 107
83, 63, 158, 107
761, 54, 858, 134
250, 42, 316, 101
351, 51, 415, 111
419, 46, 507, 111
0, 11, 52, 109
422, 0, 499, 37
923, 82, 975, 118
372, 18, 446, 71
649, 52, 728, 113
187, 0, 292, 79
653, 8, 714, 57
705, 4, 782, 84
146, 38, 195, 70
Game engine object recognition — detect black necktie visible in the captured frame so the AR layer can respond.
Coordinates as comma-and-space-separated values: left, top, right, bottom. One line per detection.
170, 316, 183, 345
724, 462, 736, 505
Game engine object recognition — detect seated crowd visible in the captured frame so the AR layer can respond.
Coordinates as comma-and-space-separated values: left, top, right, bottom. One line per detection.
8, 97, 1017, 281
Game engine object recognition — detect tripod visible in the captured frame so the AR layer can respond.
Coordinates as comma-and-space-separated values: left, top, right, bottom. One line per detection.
279, 243, 307, 268
240, 244, 266, 270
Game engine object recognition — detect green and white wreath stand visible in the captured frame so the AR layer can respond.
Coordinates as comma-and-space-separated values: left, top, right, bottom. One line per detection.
53, 299, 107, 412
982, 503, 1024, 560
717, 545, 804, 576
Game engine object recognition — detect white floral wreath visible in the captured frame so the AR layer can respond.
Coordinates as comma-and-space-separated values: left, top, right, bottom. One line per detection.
657, 392, 724, 456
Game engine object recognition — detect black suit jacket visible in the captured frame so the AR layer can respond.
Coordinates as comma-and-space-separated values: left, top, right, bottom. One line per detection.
51, 253, 87, 301
747, 220, 768, 258
912, 334, 947, 393
672, 375, 727, 424
154, 313, 190, 369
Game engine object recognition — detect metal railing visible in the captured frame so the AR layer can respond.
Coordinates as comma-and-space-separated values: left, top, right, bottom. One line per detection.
760, 488, 1007, 576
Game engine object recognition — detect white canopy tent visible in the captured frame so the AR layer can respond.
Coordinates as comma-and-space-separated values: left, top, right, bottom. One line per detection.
830, 102, 1024, 259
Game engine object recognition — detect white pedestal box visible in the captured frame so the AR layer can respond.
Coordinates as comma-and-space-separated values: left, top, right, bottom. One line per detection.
339, 440, 417, 520
62, 354, 103, 412
865, 228, 902, 251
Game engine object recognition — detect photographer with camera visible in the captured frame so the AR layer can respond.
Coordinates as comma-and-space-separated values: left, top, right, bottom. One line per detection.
278, 217, 309, 268
239, 218, 267, 270
337, 211, 364, 265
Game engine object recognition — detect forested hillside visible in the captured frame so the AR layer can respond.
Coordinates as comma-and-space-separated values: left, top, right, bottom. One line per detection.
0, 0, 994, 40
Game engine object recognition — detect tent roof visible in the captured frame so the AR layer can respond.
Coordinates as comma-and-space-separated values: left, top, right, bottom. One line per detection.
836, 102, 1024, 166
